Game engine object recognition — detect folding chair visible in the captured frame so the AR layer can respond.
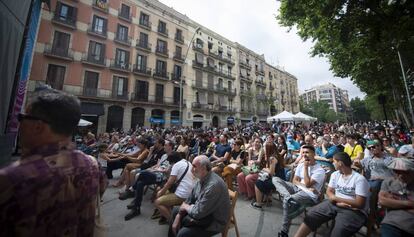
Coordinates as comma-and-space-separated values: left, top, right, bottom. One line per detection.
222, 190, 240, 237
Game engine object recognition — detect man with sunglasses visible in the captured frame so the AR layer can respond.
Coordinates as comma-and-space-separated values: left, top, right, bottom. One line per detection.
0, 89, 105, 236
358, 140, 393, 191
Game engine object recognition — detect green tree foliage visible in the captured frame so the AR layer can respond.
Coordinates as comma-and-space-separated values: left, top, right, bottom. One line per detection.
302, 100, 344, 122
350, 97, 371, 121
277, 0, 414, 124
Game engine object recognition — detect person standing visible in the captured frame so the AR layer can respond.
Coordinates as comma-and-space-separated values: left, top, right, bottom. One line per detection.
0, 89, 105, 236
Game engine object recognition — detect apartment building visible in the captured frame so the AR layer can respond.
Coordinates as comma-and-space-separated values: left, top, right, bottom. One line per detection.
27, 0, 300, 132
301, 83, 349, 113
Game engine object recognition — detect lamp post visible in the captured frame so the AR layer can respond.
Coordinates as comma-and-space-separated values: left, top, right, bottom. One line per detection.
179, 26, 201, 127
397, 49, 414, 126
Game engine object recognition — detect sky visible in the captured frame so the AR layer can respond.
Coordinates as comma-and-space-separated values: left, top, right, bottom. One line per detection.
158, 0, 365, 99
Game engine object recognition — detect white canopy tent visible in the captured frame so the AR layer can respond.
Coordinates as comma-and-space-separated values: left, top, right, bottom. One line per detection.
266, 111, 295, 122
78, 118, 93, 127
293, 112, 317, 122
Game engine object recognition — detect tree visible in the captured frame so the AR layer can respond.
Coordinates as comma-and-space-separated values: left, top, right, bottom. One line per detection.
350, 97, 371, 122
277, 0, 414, 125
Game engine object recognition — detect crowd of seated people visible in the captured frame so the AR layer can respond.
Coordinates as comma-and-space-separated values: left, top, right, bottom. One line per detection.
83, 120, 414, 237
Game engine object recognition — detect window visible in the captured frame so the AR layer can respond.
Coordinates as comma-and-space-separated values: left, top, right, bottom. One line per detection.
88, 41, 105, 63
173, 87, 180, 104
156, 39, 167, 53
173, 65, 182, 79
218, 63, 223, 72
158, 20, 167, 34
136, 54, 147, 70
55, 2, 77, 24
84, 71, 99, 96
115, 48, 129, 67
195, 70, 203, 87
228, 81, 232, 91
113, 76, 128, 97
139, 12, 150, 26
120, 4, 130, 18
208, 42, 213, 50
227, 66, 232, 76
155, 84, 164, 102
155, 60, 167, 74
195, 53, 204, 64
196, 38, 204, 48
139, 32, 149, 47
135, 80, 148, 101
46, 64, 65, 90
207, 74, 214, 89
175, 29, 183, 41
208, 92, 214, 105
52, 31, 70, 56
116, 24, 128, 41
218, 78, 223, 89
92, 15, 107, 34
175, 46, 182, 57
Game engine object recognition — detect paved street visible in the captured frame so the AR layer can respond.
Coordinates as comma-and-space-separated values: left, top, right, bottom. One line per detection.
98, 171, 378, 237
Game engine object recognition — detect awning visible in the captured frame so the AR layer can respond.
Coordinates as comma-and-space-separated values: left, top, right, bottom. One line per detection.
81, 102, 104, 116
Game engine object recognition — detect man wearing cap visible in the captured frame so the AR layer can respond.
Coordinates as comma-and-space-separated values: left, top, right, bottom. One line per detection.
358, 140, 393, 191
379, 158, 414, 237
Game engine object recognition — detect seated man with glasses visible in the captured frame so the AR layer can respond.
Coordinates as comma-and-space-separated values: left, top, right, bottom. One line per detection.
0, 88, 106, 236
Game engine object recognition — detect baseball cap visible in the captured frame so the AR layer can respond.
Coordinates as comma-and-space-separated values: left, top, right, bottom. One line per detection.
366, 140, 379, 146
387, 158, 414, 171
398, 145, 411, 155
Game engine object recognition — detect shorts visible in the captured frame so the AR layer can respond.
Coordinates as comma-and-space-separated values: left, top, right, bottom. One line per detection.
157, 192, 185, 207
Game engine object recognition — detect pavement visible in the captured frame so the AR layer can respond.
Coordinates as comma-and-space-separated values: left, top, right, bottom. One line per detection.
98, 171, 378, 237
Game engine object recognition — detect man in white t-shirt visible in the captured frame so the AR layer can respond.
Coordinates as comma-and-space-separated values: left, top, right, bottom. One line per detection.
294, 152, 369, 237
272, 145, 325, 237
154, 152, 195, 224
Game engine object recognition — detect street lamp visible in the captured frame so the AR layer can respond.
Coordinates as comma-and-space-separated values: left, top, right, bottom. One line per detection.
179, 26, 201, 127
396, 49, 414, 126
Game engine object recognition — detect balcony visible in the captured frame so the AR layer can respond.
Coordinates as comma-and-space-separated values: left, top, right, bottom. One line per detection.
130, 92, 148, 102
118, 11, 132, 23
240, 74, 253, 83
155, 47, 169, 58
215, 85, 236, 96
81, 53, 106, 67
109, 60, 130, 73
157, 27, 169, 38
175, 33, 184, 44
139, 20, 152, 30
52, 12, 77, 29
136, 40, 151, 53
208, 50, 235, 65
192, 44, 204, 53
256, 69, 265, 76
217, 70, 235, 80
111, 90, 129, 100
171, 73, 182, 82
191, 82, 205, 91
153, 71, 169, 81
173, 52, 185, 63
256, 80, 266, 87
87, 24, 107, 39
83, 87, 98, 97
192, 60, 204, 69
132, 65, 151, 77
92, 0, 108, 13
114, 35, 132, 47
240, 89, 253, 97
256, 94, 267, 101
192, 102, 213, 111
239, 61, 252, 70
43, 44, 74, 61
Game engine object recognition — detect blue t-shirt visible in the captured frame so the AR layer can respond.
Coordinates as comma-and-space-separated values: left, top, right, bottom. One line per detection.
215, 143, 231, 157
286, 140, 300, 151
316, 145, 339, 159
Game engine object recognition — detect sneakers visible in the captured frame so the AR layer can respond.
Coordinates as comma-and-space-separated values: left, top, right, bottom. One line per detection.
278, 231, 289, 237
287, 199, 303, 219
250, 201, 263, 210
119, 190, 134, 200
151, 209, 161, 219
158, 216, 168, 225
124, 208, 140, 221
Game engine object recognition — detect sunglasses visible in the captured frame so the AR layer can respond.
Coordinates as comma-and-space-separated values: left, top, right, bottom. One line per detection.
17, 113, 50, 124
367, 146, 377, 150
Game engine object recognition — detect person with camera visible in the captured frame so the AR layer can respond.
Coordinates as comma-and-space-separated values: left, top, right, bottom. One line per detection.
250, 141, 285, 209
272, 145, 325, 237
